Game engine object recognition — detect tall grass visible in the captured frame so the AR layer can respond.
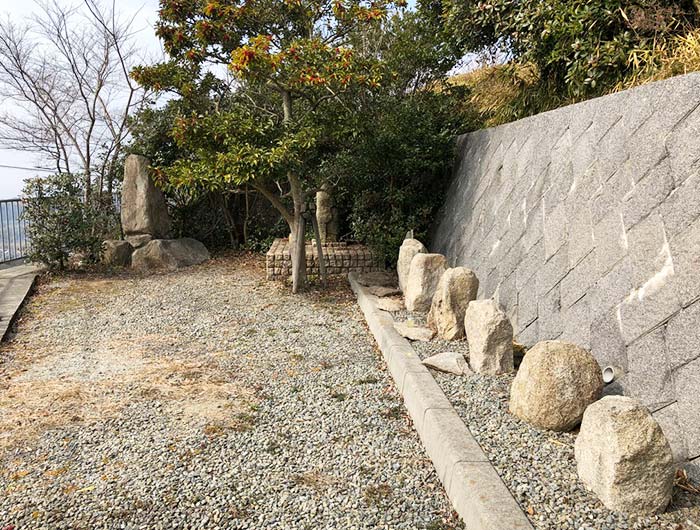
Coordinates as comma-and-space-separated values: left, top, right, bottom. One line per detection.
619, 29, 700, 89
453, 29, 700, 130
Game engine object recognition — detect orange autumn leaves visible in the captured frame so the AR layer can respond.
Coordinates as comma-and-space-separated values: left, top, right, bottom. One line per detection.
230, 35, 378, 90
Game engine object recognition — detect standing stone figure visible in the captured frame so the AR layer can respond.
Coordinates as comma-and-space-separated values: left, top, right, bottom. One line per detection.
121, 154, 171, 248
315, 185, 339, 243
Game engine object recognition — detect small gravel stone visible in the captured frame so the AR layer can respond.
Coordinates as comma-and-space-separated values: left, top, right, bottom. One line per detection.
0, 255, 462, 530
391, 308, 700, 530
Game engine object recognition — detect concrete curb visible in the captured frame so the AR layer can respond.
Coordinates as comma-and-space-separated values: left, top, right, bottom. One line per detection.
349, 272, 533, 530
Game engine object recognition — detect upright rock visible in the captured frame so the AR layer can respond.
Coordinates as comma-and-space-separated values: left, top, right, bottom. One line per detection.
428, 267, 479, 340
575, 396, 674, 515
404, 253, 447, 312
464, 299, 513, 375
510, 340, 604, 431
132, 238, 210, 270
121, 154, 171, 246
397, 239, 427, 292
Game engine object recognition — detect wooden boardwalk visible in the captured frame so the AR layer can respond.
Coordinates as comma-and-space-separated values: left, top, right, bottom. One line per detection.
0, 262, 41, 340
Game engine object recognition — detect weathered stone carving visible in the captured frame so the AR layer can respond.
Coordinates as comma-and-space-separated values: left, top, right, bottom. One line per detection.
121, 154, 171, 246
315, 185, 339, 243
510, 340, 604, 431
428, 267, 479, 340
404, 253, 447, 312
397, 239, 427, 293
575, 396, 674, 515
464, 299, 513, 375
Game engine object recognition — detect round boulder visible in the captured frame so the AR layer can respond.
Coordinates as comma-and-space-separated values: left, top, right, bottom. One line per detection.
575, 396, 674, 515
509, 340, 603, 431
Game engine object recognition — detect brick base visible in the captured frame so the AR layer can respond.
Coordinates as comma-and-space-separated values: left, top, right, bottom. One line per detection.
265, 239, 382, 280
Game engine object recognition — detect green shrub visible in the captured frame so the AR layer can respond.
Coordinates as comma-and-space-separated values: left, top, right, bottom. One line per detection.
438, 0, 699, 100
332, 90, 472, 265
22, 174, 119, 270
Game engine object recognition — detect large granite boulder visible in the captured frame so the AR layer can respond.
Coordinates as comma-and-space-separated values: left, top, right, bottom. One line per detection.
464, 299, 513, 375
575, 396, 674, 515
404, 253, 447, 312
121, 154, 171, 243
428, 267, 479, 340
397, 238, 427, 293
132, 238, 210, 270
510, 340, 604, 431
102, 240, 133, 267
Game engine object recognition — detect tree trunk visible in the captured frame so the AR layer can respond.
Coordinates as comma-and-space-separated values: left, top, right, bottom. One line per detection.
310, 210, 327, 286
290, 212, 307, 293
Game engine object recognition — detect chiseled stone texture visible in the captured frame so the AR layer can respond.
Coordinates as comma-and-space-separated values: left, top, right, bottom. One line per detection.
575, 396, 674, 515
432, 72, 700, 468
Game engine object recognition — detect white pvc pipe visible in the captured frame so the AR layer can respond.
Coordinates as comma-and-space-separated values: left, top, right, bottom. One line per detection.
602, 365, 623, 384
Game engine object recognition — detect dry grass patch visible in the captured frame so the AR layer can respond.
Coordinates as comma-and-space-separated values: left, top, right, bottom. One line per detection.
0, 272, 258, 452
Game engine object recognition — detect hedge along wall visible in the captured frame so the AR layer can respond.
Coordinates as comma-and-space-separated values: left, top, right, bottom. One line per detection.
431, 72, 700, 475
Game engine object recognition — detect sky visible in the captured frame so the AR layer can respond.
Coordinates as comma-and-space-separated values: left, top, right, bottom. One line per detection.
0, 0, 162, 199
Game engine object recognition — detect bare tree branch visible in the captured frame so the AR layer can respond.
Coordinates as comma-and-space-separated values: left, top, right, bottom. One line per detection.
0, 0, 151, 199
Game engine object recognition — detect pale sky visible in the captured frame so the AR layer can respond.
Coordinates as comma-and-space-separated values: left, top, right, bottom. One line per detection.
0, 0, 162, 199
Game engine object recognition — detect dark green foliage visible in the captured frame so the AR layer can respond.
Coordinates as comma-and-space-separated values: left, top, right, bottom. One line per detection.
22, 174, 119, 270
438, 0, 699, 99
333, 91, 470, 265
325, 11, 472, 265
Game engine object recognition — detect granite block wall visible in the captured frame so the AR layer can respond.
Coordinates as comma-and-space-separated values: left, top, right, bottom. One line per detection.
431, 73, 700, 474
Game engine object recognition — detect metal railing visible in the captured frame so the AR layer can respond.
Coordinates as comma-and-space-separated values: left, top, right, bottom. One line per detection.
0, 199, 29, 264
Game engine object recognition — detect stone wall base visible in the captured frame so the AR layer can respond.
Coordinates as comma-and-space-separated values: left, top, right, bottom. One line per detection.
265, 239, 382, 280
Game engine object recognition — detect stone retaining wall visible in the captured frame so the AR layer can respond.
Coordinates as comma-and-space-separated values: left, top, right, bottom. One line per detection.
431, 73, 700, 475
266, 239, 382, 280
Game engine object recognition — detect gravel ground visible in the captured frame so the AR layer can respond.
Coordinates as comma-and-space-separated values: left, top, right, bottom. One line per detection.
391, 309, 700, 530
0, 254, 462, 530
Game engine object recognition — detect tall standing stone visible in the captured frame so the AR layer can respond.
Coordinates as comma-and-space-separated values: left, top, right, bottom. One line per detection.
121, 154, 171, 247
398, 238, 427, 293
316, 185, 339, 243
404, 253, 447, 312
510, 340, 604, 431
575, 396, 674, 515
464, 299, 513, 375
428, 267, 479, 340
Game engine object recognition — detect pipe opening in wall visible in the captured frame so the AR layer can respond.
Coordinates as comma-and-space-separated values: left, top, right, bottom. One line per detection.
603, 365, 623, 384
